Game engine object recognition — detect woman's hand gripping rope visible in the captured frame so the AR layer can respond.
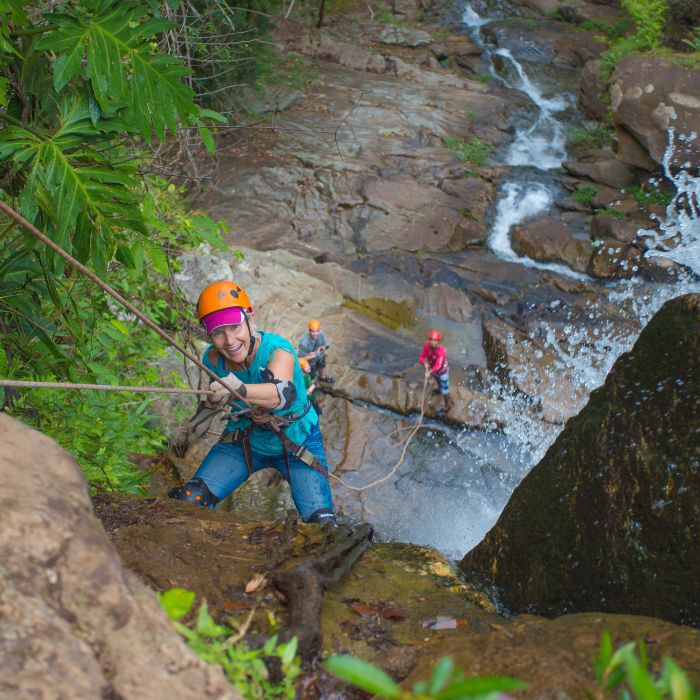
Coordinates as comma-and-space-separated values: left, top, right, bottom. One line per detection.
187, 373, 247, 441
328, 372, 430, 492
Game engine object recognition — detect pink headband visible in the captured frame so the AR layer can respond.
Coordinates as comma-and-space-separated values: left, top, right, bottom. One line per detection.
202, 307, 245, 335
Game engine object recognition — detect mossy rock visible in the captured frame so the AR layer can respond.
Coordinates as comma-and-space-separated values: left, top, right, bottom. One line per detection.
460, 295, 700, 626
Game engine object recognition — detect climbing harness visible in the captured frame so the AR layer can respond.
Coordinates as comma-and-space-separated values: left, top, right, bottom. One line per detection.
217, 403, 328, 481
0, 199, 426, 496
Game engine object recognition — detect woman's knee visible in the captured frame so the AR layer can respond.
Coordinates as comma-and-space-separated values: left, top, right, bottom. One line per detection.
190, 441, 251, 501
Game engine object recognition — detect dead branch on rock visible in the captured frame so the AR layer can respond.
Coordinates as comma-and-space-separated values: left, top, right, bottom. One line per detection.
271, 523, 374, 660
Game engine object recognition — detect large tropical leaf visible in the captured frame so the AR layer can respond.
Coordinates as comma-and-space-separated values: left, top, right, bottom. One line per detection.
0, 98, 146, 273
37, 0, 198, 141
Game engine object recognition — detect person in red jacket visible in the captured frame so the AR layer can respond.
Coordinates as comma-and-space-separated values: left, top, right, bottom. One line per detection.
418, 329, 452, 416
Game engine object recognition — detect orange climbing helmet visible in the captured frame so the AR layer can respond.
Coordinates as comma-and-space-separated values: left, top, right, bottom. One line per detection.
299, 357, 310, 371
428, 329, 442, 341
197, 281, 253, 335
308, 319, 321, 331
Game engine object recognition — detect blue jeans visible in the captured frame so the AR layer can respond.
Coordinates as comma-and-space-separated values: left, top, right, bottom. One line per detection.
433, 368, 450, 395
193, 423, 333, 522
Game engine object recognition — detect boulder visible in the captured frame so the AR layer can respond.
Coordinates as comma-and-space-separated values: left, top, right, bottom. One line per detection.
0, 413, 240, 700
587, 239, 642, 278
511, 215, 591, 272
482, 318, 590, 423
611, 56, 700, 170
563, 157, 638, 189
461, 295, 700, 626
579, 60, 608, 121
431, 33, 482, 62
590, 215, 649, 244
379, 26, 432, 47
483, 20, 604, 68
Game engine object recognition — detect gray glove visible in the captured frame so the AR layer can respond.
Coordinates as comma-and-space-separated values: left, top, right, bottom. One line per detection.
206, 372, 246, 408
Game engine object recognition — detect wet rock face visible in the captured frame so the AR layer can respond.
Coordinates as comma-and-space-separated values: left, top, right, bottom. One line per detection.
611, 56, 700, 170
460, 294, 700, 626
0, 414, 240, 700
511, 215, 591, 272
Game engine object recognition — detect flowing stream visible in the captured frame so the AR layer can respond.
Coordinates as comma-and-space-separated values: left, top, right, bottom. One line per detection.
329, 1, 700, 559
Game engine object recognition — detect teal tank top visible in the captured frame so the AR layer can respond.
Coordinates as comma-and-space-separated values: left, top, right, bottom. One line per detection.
202, 331, 318, 455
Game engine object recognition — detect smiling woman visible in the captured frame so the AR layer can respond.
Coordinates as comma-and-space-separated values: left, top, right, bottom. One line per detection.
169, 280, 337, 526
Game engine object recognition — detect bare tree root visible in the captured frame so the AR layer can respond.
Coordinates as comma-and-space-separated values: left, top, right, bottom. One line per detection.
271, 523, 374, 660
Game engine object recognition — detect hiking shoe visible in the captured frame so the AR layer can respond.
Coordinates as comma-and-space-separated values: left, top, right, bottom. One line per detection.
319, 375, 335, 384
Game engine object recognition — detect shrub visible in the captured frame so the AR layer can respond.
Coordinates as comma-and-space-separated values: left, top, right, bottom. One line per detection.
324, 654, 527, 698
569, 124, 613, 151
599, 0, 669, 78
596, 207, 629, 218
160, 588, 301, 700
322, 631, 698, 699
573, 184, 598, 205
628, 185, 674, 208
444, 136, 492, 166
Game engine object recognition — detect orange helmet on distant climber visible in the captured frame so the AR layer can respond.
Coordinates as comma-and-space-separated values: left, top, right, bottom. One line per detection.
299, 357, 310, 371
428, 329, 442, 341
197, 281, 253, 335
308, 319, 321, 331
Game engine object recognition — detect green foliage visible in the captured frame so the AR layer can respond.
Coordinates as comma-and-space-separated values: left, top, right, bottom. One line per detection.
594, 631, 699, 699
599, 0, 669, 78
627, 184, 674, 208
373, 2, 395, 25
324, 654, 527, 699
323, 634, 698, 700
569, 124, 613, 151
596, 207, 629, 218
573, 183, 598, 205
682, 26, 700, 52
159, 589, 301, 700
580, 16, 635, 41
0, 1, 232, 493
444, 136, 491, 167
1, 176, 227, 492
175, 0, 283, 111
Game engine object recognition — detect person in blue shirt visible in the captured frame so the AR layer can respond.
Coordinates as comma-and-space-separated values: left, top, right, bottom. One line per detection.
169, 280, 336, 526
298, 319, 334, 383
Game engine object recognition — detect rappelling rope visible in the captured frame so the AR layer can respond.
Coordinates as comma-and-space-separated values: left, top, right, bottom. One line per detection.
0, 379, 210, 396
1, 199, 432, 492
0, 200, 250, 407
327, 372, 430, 492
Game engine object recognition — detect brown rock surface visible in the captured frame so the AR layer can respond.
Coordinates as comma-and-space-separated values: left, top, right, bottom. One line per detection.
0, 413, 240, 700
326, 367, 497, 428
511, 216, 592, 272
579, 59, 608, 121
482, 318, 589, 422
563, 156, 639, 189
587, 238, 641, 278
89, 491, 700, 697
611, 56, 700, 169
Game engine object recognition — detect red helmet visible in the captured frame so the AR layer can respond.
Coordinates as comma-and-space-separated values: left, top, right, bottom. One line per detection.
428, 329, 442, 341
